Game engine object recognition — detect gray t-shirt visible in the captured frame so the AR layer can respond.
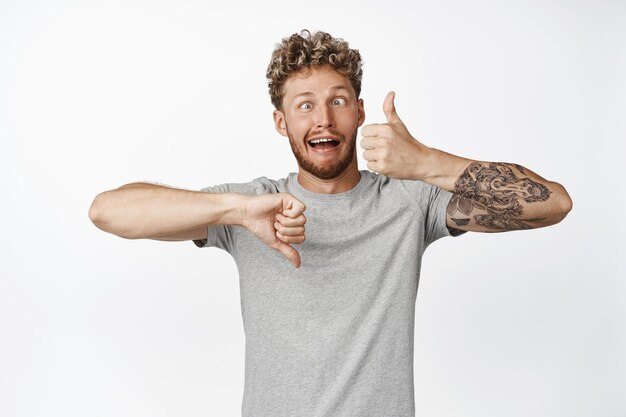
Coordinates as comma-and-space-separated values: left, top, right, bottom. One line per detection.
194, 170, 459, 417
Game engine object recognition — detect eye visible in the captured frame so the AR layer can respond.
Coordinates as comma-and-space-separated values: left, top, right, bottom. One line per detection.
332, 97, 347, 106
299, 102, 313, 111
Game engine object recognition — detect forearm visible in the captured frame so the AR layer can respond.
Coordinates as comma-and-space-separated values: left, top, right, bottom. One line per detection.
420, 148, 573, 230
416, 148, 472, 192
88, 183, 246, 239
359, 92, 572, 231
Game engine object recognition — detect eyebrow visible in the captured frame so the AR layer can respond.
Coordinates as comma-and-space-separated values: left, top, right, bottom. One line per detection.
291, 85, 352, 101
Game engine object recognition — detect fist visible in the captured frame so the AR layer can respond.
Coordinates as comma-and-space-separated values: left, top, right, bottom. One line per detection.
242, 193, 306, 268
360, 91, 430, 180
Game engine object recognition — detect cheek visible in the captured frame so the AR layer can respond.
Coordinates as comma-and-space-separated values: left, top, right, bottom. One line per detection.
286, 117, 312, 137
338, 110, 360, 130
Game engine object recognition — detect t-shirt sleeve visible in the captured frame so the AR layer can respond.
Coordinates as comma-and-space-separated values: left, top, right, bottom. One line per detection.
192, 178, 277, 253
399, 179, 466, 247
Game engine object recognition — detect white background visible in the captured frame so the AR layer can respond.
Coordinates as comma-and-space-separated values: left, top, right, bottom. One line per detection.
1, 0, 625, 416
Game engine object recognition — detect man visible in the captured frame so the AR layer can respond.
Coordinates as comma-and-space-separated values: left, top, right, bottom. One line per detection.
89, 30, 572, 417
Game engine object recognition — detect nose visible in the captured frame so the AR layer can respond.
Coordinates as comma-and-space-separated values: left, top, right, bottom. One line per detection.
315, 104, 335, 129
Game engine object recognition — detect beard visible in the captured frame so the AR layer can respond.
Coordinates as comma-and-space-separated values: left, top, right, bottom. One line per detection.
287, 127, 357, 180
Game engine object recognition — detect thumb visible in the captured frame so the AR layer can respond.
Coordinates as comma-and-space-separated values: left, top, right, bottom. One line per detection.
383, 91, 402, 124
274, 240, 301, 268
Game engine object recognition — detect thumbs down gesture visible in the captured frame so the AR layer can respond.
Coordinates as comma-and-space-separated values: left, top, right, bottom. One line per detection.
360, 91, 432, 180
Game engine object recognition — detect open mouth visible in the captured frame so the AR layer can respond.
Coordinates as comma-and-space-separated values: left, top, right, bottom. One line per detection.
307, 137, 341, 150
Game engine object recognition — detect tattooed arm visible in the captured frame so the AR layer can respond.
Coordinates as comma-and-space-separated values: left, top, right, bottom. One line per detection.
360, 92, 573, 232
427, 153, 572, 232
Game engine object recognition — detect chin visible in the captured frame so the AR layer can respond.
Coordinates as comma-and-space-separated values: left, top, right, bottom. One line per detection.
299, 152, 356, 180
288, 130, 358, 180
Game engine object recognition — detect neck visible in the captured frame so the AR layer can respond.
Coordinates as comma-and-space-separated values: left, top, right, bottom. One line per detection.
297, 160, 361, 194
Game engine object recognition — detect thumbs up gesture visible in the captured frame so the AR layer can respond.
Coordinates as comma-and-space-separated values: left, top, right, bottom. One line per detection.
360, 91, 431, 180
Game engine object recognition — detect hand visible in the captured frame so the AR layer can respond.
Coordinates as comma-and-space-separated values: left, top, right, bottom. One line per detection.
241, 193, 306, 268
360, 91, 431, 180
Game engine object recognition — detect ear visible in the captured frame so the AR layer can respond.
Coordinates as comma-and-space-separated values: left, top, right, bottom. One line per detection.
273, 109, 288, 137
357, 98, 365, 127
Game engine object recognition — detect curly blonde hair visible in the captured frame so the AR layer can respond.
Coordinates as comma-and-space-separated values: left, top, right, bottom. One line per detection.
266, 29, 363, 110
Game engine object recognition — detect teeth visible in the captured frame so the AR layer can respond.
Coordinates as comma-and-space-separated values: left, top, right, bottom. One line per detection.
309, 138, 335, 144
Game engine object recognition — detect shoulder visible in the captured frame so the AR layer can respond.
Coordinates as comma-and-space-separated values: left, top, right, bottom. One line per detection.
365, 171, 452, 213
199, 175, 289, 195
362, 170, 431, 198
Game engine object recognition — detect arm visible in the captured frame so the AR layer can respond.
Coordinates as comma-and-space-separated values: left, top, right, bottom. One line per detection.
420, 152, 572, 232
88, 182, 307, 267
88, 182, 244, 240
361, 92, 573, 233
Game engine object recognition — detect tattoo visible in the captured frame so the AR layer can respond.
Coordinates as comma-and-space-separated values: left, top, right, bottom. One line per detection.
514, 164, 527, 175
448, 162, 552, 231
474, 215, 531, 230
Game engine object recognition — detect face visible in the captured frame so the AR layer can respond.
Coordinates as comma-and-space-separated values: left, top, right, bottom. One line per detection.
273, 66, 365, 180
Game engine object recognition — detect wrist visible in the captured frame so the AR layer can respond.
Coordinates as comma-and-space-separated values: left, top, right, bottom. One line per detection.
205, 192, 248, 227
231, 193, 250, 227
412, 145, 439, 181
415, 147, 473, 192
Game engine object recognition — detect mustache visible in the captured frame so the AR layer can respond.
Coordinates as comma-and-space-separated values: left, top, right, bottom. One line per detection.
305, 128, 346, 141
